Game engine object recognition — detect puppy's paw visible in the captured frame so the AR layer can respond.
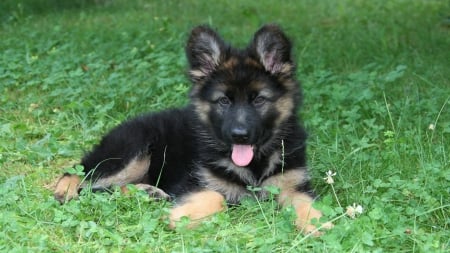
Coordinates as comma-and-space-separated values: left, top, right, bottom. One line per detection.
54, 175, 80, 204
169, 190, 225, 229
300, 220, 334, 237
292, 198, 333, 236
134, 184, 172, 201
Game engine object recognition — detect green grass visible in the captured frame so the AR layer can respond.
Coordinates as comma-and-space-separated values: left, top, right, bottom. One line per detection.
1, 0, 449, 252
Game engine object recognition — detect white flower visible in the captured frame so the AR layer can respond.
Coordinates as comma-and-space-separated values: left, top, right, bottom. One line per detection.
428, 124, 435, 131
346, 203, 363, 219
324, 170, 336, 184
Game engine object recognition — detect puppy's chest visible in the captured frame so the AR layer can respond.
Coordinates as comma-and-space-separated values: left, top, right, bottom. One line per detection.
197, 151, 282, 203
216, 152, 282, 186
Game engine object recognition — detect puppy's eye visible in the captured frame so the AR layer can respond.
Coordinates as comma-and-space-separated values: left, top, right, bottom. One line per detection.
218, 96, 231, 106
253, 96, 266, 106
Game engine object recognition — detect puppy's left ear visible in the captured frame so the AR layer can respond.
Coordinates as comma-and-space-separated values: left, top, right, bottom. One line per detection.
186, 25, 227, 84
249, 24, 294, 76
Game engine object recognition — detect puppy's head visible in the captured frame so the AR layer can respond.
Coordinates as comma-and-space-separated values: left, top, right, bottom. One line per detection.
186, 25, 300, 166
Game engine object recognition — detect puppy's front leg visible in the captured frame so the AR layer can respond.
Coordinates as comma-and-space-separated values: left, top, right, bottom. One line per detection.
262, 169, 333, 235
169, 190, 226, 229
278, 190, 333, 235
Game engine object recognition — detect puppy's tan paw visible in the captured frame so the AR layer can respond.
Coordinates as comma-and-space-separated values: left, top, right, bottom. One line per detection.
291, 195, 333, 236
54, 175, 80, 203
169, 190, 225, 229
300, 220, 334, 236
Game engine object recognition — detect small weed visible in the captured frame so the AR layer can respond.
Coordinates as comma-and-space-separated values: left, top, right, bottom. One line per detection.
64, 164, 85, 176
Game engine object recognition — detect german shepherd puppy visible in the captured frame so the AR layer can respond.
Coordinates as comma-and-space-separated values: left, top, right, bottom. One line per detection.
54, 24, 332, 234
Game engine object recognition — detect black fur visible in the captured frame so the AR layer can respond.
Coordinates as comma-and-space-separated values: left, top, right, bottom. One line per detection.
79, 107, 199, 196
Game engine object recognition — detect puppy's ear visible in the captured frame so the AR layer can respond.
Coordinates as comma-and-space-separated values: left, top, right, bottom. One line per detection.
186, 25, 226, 83
250, 24, 294, 76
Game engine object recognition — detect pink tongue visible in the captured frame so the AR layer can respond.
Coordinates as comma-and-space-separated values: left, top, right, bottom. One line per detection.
231, 145, 254, 167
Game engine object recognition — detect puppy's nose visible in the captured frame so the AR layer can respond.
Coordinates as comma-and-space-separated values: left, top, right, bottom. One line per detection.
231, 127, 249, 143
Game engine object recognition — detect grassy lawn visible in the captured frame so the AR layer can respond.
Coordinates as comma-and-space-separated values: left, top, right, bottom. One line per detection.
1, 0, 449, 252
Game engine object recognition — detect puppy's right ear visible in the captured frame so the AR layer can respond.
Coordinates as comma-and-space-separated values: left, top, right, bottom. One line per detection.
186, 25, 226, 84
249, 24, 294, 76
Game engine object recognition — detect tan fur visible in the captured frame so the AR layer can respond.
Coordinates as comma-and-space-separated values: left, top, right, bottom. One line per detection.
189, 70, 206, 79
222, 57, 238, 69
261, 169, 308, 193
210, 88, 227, 101
91, 156, 150, 188
262, 169, 332, 235
54, 156, 150, 203
120, 185, 130, 194
274, 95, 294, 126
192, 100, 211, 123
279, 191, 331, 235
169, 190, 226, 228
258, 151, 281, 183
275, 76, 297, 90
279, 63, 293, 75
245, 57, 263, 68
253, 87, 272, 97
54, 174, 81, 203
198, 167, 249, 203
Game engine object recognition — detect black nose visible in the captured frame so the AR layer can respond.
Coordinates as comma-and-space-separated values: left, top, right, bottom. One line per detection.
231, 127, 249, 143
